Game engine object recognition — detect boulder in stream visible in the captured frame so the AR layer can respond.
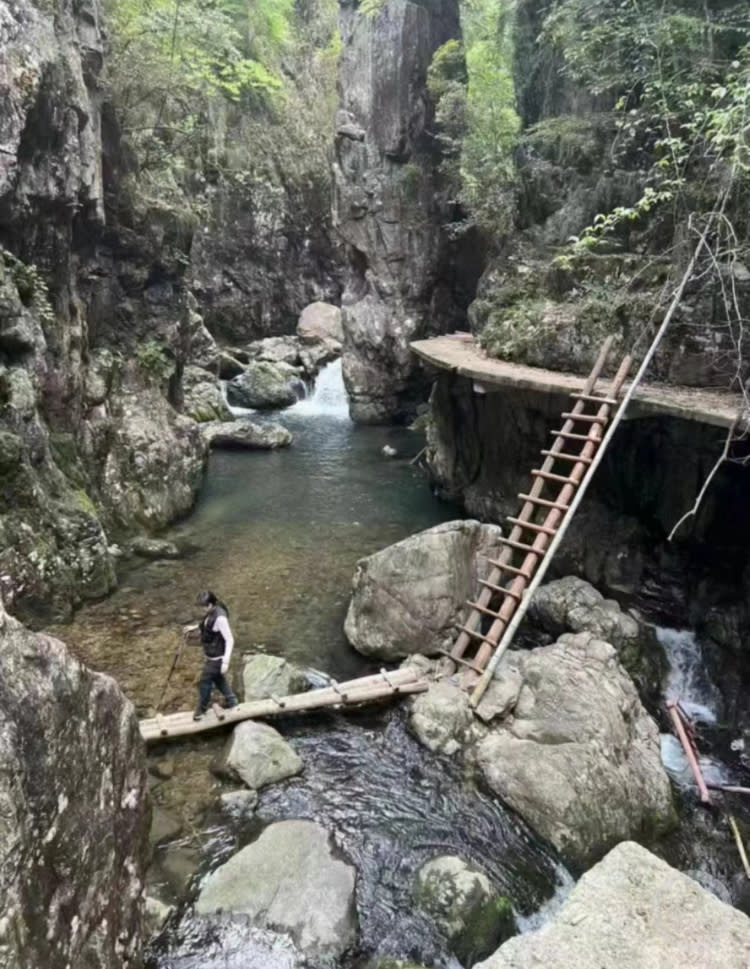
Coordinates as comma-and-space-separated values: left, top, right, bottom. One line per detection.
195, 819, 358, 961
528, 575, 666, 692
474, 841, 750, 969
414, 856, 516, 967
130, 536, 183, 560
182, 365, 234, 423
345, 520, 504, 660
242, 653, 309, 701
227, 360, 304, 409
297, 301, 344, 346
202, 420, 293, 449
474, 632, 677, 869
216, 721, 302, 789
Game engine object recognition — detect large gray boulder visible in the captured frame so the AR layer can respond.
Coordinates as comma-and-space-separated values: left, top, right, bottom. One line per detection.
195, 820, 358, 960
0, 600, 149, 968
297, 302, 344, 345
345, 520, 504, 660
529, 576, 665, 689
217, 721, 302, 789
410, 679, 480, 756
414, 856, 515, 967
475, 841, 750, 969
474, 633, 676, 868
202, 420, 293, 450
226, 361, 304, 410
242, 653, 309, 702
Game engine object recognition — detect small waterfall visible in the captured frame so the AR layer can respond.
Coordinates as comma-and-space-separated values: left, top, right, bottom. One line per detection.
290, 359, 350, 419
656, 626, 722, 724
656, 626, 729, 787
219, 380, 255, 418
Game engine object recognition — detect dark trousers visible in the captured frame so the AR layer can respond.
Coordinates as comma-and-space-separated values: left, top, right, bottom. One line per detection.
197, 658, 237, 711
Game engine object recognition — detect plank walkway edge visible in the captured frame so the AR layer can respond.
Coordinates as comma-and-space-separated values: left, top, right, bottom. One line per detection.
411, 336, 744, 430
139, 668, 428, 743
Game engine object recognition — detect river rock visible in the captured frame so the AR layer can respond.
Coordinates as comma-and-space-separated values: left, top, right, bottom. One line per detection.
242, 653, 309, 701
410, 679, 479, 756
182, 365, 233, 422
130, 536, 183, 559
144, 895, 173, 936
245, 335, 304, 367
217, 721, 302, 789
475, 632, 676, 868
219, 789, 259, 820
528, 575, 665, 690
195, 820, 358, 960
475, 841, 750, 969
345, 520, 504, 660
150, 806, 183, 846
297, 302, 344, 345
202, 420, 293, 449
227, 361, 304, 409
0, 599, 148, 968
415, 856, 516, 967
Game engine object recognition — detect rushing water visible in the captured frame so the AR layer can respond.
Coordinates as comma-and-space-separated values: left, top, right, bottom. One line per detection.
147, 708, 571, 969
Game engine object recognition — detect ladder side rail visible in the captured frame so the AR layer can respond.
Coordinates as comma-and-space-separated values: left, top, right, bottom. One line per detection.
451, 337, 615, 660
470, 355, 632, 669
469, 352, 635, 702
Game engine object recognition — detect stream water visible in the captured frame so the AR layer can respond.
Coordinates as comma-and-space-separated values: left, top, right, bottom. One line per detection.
57, 362, 572, 968
53, 362, 749, 965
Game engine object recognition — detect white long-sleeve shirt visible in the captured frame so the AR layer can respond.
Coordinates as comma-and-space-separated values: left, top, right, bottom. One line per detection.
211, 614, 234, 672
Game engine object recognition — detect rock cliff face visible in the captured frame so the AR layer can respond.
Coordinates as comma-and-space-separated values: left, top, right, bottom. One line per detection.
0, 598, 149, 969
0, 0, 206, 624
333, 0, 465, 423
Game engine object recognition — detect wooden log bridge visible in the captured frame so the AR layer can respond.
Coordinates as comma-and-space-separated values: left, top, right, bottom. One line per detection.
139, 667, 428, 743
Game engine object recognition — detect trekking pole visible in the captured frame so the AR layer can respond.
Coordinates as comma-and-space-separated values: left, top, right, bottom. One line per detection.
155, 628, 191, 714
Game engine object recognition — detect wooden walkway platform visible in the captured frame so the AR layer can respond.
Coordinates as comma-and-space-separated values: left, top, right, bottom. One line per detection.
411, 334, 743, 429
140, 668, 428, 743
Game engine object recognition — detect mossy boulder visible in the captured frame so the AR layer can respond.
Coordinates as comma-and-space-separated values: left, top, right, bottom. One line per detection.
414, 856, 516, 967
226, 361, 304, 410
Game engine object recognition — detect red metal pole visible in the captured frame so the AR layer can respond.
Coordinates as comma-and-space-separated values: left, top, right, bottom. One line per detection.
667, 700, 712, 805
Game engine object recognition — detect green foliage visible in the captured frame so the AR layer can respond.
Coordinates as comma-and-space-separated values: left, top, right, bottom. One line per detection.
1, 248, 55, 326
135, 341, 173, 381
539, 0, 750, 250
428, 0, 520, 236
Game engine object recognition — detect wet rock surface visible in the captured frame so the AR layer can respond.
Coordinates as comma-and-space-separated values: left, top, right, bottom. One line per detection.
474, 632, 676, 869
0, 600, 149, 969
475, 841, 750, 969
414, 855, 516, 967
216, 721, 303, 790
195, 819, 357, 960
202, 420, 293, 450
345, 520, 504, 660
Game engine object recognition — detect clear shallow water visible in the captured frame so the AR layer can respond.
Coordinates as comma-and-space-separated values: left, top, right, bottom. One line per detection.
55, 363, 458, 713
147, 709, 571, 969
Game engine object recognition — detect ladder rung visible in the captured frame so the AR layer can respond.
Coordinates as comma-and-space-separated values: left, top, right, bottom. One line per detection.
540, 449, 593, 465
458, 624, 499, 646
550, 430, 600, 442
561, 412, 607, 423
507, 517, 557, 537
486, 559, 533, 578
570, 392, 619, 406
531, 469, 578, 485
498, 536, 543, 554
438, 649, 485, 674
477, 580, 524, 602
518, 493, 570, 512
466, 599, 502, 619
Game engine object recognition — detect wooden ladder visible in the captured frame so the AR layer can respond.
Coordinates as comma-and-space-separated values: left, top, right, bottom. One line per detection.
450, 338, 632, 677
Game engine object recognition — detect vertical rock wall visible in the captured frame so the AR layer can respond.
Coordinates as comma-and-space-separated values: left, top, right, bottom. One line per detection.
333, 0, 462, 423
0, 599, 149, 969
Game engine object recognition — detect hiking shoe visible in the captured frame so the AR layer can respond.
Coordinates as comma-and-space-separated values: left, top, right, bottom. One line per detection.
193, 709, 206, 721
226, 698, 239, 709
